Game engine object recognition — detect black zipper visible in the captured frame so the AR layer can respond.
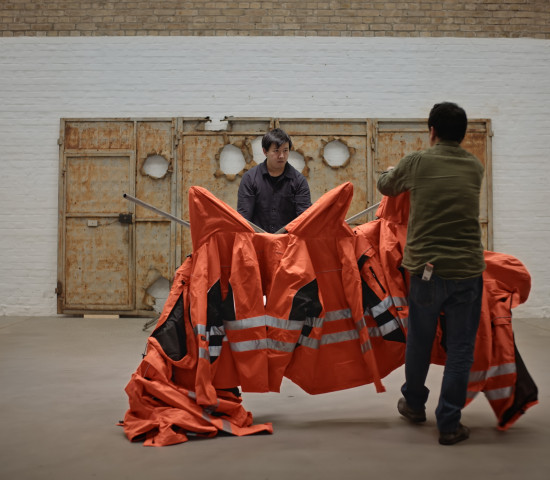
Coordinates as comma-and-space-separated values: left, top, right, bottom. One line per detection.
369, 266, 387, 294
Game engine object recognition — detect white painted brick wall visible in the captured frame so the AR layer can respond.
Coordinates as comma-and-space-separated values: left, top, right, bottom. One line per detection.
0, 37, 549, 318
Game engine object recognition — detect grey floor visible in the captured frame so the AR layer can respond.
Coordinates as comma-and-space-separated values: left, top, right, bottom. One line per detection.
0, 315, 548, 480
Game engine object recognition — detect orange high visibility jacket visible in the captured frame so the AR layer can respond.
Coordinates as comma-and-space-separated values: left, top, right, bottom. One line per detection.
282, 182, 384, 394
121, 185, 537, 446
370, 193, 538, 430
352, 193, 410, 379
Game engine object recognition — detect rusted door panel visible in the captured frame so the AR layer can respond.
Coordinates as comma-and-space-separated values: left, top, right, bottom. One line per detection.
179, 131, 253, 255
373, 119, 492, 250
59, 119, 137, 314
64, 120, 134, 150
135, 120, 177, 312
62, 152, 135, 311
135, 121, 174, 217
289, 133, 368, 221
65, 217, 132, 309
66, 154, 133, 214
135, 222, 172, 312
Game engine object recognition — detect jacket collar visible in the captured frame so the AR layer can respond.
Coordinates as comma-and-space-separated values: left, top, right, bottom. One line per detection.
260, 159, 292, 178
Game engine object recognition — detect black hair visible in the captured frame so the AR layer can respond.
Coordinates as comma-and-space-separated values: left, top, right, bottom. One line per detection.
428, 102, 468, 143
262, 128, 293, 150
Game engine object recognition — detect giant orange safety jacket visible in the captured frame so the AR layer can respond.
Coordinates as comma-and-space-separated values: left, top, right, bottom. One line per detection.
121, 183, 537, 446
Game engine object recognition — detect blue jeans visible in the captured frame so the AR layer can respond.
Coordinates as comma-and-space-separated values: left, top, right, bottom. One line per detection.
401, 273, 483, 433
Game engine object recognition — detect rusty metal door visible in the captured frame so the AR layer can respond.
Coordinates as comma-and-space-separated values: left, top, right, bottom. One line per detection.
59, 116, 492, 315
58, 119, 178, 315
372, 119, 493, 250
177, 117, 374, 255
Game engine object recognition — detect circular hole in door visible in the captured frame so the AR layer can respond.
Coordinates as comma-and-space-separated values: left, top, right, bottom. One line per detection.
220, 144, 246, 175
323, 140, 350, 167
143, 154, 169, 179
288, 151, 305, 172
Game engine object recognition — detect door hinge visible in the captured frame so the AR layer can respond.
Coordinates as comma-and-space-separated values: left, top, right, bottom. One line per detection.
55, 281, 63, 295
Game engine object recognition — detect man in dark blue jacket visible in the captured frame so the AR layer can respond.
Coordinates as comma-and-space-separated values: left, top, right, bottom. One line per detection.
237, 128, 311, 233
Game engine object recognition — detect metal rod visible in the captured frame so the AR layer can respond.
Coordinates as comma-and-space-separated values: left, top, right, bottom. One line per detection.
123, 193, 267, 233
123, 193, 191, 228
273, 201, 381, 235
345, 202, 381, 224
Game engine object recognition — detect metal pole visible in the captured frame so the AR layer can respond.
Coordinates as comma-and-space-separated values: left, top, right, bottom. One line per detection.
344, 202, 381, 224
123, 193, 267, 233
273, 201, 381, 234
123, 193, 190, 228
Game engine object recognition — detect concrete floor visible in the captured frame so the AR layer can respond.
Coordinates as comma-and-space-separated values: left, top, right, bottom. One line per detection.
0, 315, 548, 480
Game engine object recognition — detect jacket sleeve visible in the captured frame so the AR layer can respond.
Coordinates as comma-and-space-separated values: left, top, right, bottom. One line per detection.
237, 172, 256, 221
294, 176, 312, 216
376, 153, 417, 197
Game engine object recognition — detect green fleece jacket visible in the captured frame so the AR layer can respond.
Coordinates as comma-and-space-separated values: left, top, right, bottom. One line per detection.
377, 140, 486, 279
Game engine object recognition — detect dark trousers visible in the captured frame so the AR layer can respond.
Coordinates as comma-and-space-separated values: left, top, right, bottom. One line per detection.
401, 273, 483, 433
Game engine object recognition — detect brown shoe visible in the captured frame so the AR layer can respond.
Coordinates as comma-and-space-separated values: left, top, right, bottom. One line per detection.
439, 423, 470, 445
397, 397, 426, 423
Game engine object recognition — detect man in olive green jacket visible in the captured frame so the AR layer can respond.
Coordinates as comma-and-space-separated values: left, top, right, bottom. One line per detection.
377, 102, 485, 445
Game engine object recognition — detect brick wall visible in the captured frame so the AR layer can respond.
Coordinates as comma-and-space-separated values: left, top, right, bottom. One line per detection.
1, 1, 549, 38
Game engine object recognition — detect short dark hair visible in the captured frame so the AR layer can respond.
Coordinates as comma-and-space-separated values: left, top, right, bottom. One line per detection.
428, 102, 468, 143
262, 128, 293, 150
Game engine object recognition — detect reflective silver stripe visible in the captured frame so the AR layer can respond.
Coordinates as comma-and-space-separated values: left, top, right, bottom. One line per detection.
469, 363, 517, 383
356, 317, 366, 330
325, 309, 352, 321
299, 336, 320, 349
321, 329, 359, 345
203, 412, 232, 433
187, 391, 196, 399
371, 296, 394, 317
221, 418, 233, 433
230, 338, 267, 352
368, 326, 383, 338
223, 310, 352, 336
209, 326, 225, 336
224, 316, 265, 330
298, 329, 359, 350
199, 347, 210, 360
361, 339, 373, 354
194, 324, 206, 336
368, 319, 401, 337
304, 310, 351, 329
266, 316, 303, 331
267, 339, 296, 352
379, 319, 401, 336
208, 345, 222, 357
487, 362, 516, 378
393, 297, 408, 307
484, 386, 513, 401
370, 296, 408, 318
305, 316, 324, 328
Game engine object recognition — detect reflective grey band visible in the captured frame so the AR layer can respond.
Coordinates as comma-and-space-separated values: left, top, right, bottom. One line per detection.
208, 345, 222, 357
484, 386, 513, 401
361, 339, 373, 354
209, 325, 225, 336
266, 316, 304, 331
224, 316, 265, 330
199, 347, 210, 360
194, 324, 206, 336
370, 296, 407, 318
368, 318, 401, 338
469, 362, 516, 383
